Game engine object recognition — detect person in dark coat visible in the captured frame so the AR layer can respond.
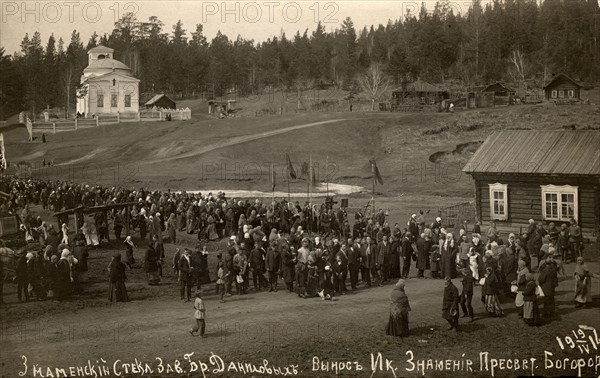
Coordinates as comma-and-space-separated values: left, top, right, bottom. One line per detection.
527, 230, 543, 267
190, 247, 203, 290
460, 268, 474, 321
179, 249, 192, 301
377, 236, 391, 285
347, 238, 361, 290
361, 237, 377, 286
416, 233, 431, 278
15, 251, 29, 302
224, 240, 236, 295
400, 233, 413, 279
16, 252, 30, 302
250, 245, 267, 291
108, 253, 128, 302
389, 236, 401, 279
56, 250, 72, 300
199, 246, 211, 286
442, 277, 460, 331
144, 247, 160, 285
172, 248, 181, 279
503, 250, 518, 296
152, 235, 165, 277
265, 242, 281, 292
280, 244, 296, 293
522, 273, 539, 326
73, 240, 88, 272
538, 255, 559, 319
333, 255, 346, 294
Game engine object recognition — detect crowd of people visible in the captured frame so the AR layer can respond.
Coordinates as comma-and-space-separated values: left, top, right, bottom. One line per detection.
0, 176, 595, 335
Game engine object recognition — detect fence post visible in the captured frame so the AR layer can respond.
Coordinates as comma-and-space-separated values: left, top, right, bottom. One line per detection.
117, 112, 120, 123
74, 118, 78, 130
159, 111, 162, 121
96, 117, 99, 127
137, 112, 141, 121
53, 123, 56, 134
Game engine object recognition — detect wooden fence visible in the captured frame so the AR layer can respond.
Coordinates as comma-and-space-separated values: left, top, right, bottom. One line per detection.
30, 109, 191, 134
437, 201, 477, 230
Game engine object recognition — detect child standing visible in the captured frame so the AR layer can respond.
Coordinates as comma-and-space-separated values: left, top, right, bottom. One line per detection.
190, 291, 207, 337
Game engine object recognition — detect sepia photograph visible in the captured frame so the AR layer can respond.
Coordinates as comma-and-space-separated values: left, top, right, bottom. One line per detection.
0, 0, 599, 377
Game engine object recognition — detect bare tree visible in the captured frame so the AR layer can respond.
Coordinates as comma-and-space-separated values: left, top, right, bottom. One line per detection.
509, 49, 526, 83
358, 63, 391, 111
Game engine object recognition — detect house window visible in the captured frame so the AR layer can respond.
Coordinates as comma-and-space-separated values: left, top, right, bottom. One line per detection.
125, 94, 131, 108
567, 90, 574, 98
551, 90, 557, 98
559, 90, 564, 98
97, 94, 104, 107
489, 183, 508, 221
541, 185, 578, 222
111, 94, 118, 107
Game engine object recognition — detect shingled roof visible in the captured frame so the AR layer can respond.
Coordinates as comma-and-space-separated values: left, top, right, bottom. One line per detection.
462, 130, 600, 176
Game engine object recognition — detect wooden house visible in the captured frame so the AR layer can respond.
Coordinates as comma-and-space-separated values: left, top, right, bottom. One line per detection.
390, 80, 449, 110
543, 74, 582, 101
144, 94, 177, 109
463, 130, 600, 238
481, 82, 516, 106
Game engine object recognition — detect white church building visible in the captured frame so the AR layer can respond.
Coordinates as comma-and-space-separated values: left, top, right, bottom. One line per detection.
76, 45, 140, 117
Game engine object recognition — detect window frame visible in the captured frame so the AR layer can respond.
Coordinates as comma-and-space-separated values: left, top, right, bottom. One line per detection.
124, 94, 131, 108
111, 93, 118, 108
551, 90, 557, 98
541, 185, 578, 222
567, 90, 574, 98
488, 183, 508, 221
97, 93, 104, 108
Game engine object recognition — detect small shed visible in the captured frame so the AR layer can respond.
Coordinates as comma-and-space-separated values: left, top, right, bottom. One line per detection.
543, 74, 582, 101
463, 130, 600, 238
145, 94, 177, 109
208, 100, 235, 114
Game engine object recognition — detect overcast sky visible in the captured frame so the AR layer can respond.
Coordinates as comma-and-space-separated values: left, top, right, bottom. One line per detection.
1, 0, 480, 55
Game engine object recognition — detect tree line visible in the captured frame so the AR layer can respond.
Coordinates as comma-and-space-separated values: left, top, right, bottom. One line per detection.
1, 0, 598, 120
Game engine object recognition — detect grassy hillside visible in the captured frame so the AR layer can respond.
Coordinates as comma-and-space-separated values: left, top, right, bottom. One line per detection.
3, 100, 599, 201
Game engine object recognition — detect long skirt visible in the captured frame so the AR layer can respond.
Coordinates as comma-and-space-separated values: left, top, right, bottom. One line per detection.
207, 224, 218, 241
109, 281, 129, 302
575, 277, 592, 304
523, 301, 539, 325
485, 294, 504, 316
386, 310, 409, 337
282, 266, 294, 284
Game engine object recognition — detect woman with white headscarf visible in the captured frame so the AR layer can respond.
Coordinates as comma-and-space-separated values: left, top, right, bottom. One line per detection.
386, 279, 411, 337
